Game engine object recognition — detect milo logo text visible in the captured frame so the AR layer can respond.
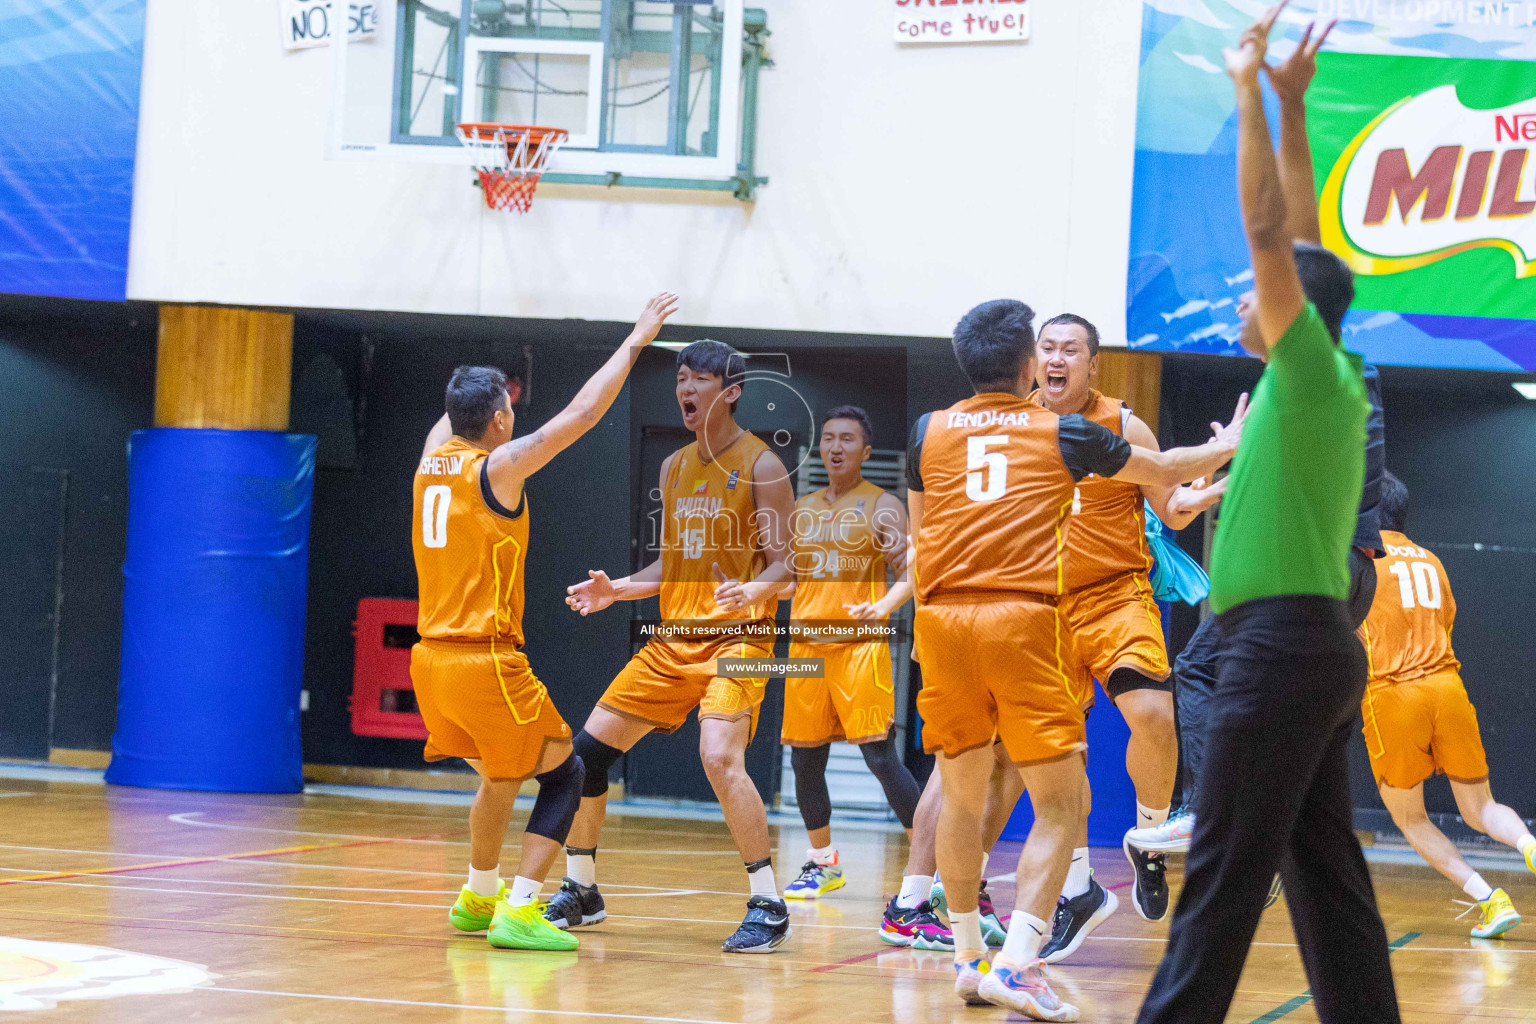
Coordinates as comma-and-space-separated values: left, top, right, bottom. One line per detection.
1322, 85, 1536, 278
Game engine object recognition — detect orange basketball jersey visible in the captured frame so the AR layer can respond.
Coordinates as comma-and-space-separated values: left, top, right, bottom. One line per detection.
1030, 390, 1152, 591
412, 437, 529, 644
789, 480, 890, 621
1359, 530, 1460, 684
661, 430, 779, 626
913, 393, 1077, 599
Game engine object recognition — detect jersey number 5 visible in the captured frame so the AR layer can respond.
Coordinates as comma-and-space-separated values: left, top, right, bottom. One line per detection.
422, 485, 452, 548
966, 435, 1008, 503
1387, 560, 1441, 610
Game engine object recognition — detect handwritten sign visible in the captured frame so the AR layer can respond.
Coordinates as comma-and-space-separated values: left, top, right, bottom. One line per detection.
894, 0, 1031, 45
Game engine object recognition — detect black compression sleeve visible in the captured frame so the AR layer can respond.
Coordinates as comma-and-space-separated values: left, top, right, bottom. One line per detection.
905, 413, 932, 492
1057, 414, 1132, 482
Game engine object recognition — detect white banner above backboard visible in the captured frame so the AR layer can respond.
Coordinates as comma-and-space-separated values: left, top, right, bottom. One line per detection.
894, 0, 1031, 45
282, 1, 377, 51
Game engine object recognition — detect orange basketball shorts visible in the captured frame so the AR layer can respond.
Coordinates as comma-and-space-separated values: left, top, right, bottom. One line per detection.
913, 594, 1086, 765
781, 641, 895, 747
598, 636, 774, 738
1361, 670, 1490, 790
410, 638, 571, 780
1057, 571, 1170, 706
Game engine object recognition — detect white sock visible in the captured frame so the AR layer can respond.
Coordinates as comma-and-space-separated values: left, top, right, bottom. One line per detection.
897, 874, 933, 910
980, 851, 990, 877
748, 860, 778, 899
1518, 835, 1536, 860
1464, 873, 1495, 902
506, 875, 541, 908
950, 909, 985, 960
1062, 848, 1092, 899
999, 910, 1050, 967
1137, 802, 1170, 829
809, 845, 838, 867
567, 850, 596, 888
467, 864, 501, 898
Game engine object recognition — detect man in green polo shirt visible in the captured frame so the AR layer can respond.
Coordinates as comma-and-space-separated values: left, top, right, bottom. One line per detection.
1135, 5, 1403, 1024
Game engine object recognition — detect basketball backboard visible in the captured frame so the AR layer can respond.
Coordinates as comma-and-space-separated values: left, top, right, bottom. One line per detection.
330, 0, 752, 186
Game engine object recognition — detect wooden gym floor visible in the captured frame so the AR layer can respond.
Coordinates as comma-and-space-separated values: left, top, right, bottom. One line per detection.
0, 772, 1531, 1022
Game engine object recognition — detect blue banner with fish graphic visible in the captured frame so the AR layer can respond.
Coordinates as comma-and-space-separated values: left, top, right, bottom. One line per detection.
0, 1, 148, 301
1127, 1, 1536, 371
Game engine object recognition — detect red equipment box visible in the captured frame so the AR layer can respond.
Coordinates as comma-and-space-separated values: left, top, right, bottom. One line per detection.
350, 598, 427, 740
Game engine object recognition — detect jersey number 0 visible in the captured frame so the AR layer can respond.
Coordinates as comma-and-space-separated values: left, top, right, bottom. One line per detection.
422, 485, 452, 548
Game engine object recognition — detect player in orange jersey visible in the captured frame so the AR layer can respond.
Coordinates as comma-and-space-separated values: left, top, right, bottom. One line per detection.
557, 340, 798, 953
1360, 472, 1536, 938
1028, 313, 1231, 956
911, 298, 1242, 1018
411, 292, 679, 952
778, 405, 922, 900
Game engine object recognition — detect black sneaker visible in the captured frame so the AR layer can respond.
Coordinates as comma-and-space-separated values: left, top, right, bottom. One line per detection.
542, 877, 606, 930
1264, 874, 1283, 910
721, 895, 790, 953
1039, 875, 1119, 964
1123, 837, 1170, 921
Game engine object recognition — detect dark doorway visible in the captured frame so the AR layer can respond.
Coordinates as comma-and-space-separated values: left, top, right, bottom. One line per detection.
0, 467, 68, 758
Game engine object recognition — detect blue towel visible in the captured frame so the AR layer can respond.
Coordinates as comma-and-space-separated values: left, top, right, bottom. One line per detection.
1145, 501, 1209, 606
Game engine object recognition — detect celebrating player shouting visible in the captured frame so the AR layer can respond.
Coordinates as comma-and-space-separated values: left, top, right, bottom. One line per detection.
558, 340, 798, 953
910, 298, 1242, 1019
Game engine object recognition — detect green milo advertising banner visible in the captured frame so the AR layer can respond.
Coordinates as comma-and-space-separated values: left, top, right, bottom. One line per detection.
1128, 1, 1536, 370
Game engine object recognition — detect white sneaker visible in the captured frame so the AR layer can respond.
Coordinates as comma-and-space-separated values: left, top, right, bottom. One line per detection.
953, 957, 989, 1006
1126, 807, 1195, 854
977, 961, 1079, 1021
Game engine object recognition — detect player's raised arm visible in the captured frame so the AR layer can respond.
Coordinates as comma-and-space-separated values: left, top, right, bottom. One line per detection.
486, 291, 679, 504
1266, 17, 1336, 246
1128, 414, 1231, 530
715, 449, 796, 612
1061, 394, 1246, 491
420, 412, 455, 463
1228, 4, 1307, 350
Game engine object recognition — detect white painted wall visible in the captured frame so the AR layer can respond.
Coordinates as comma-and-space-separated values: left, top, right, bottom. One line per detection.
128, 0, 1145, 343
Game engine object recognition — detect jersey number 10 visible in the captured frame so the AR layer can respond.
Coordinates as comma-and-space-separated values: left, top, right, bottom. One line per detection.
1387, 559, 1441, 610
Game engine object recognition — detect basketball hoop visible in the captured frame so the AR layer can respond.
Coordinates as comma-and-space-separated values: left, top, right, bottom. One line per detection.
455, 123, 568, 213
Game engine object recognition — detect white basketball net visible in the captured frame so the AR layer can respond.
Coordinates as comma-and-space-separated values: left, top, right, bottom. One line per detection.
455, 124, 568, 214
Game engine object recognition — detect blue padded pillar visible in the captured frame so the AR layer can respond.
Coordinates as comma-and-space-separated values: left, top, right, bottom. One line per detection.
107, 429, 316, 793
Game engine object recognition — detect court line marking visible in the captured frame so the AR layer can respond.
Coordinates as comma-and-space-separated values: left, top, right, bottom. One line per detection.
12, 878, 705, 905
168, 811, 742, 854
0, 848, 750, 893
0, 837, 399, 886
210, 986, 754, 1024
0, 870, 709, 896
1242, 931, 1421, 1024
3, 903, 1529, 1010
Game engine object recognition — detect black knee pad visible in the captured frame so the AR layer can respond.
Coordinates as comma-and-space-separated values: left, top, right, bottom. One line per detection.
573, 730, 622, 798
1106, 667, 1172, 700
858, 735, 920, 829
789, 744, 833, 833
528, 754, 584, 844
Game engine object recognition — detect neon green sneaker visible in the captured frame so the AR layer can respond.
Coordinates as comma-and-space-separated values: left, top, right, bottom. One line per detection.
489, 900, 580, 951
450, 883, 506, 932
1521, 837, 1536, 877
1471, 889, 1521, 940
784, 856, 845, 900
